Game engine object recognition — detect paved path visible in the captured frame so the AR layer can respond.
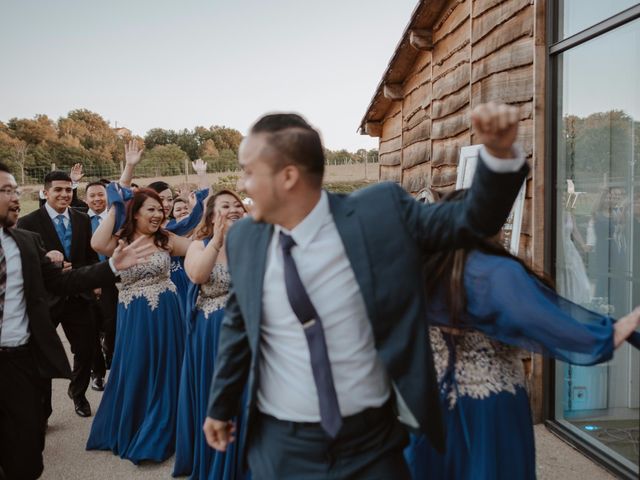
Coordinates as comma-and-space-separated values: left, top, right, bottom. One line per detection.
41, 329, 615, 479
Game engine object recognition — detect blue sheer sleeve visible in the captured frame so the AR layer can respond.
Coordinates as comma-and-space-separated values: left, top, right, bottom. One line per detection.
462, 253, 617, 365
165, 188, 209, 236
106, 182, 133, 234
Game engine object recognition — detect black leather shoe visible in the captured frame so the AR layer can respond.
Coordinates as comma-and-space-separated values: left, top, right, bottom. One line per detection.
91, 376, 105, 392
72, 395, 92, 417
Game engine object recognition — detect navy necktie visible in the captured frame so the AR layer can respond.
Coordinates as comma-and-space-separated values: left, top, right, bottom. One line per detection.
279, 231, 343, 438
0, 236, 6, 342
55, 214, 72, 260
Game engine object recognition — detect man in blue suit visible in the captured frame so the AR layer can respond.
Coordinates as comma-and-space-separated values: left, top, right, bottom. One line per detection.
204, 103, 528, 479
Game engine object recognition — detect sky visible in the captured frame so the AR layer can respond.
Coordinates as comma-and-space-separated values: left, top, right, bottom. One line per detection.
0, 0, 418, 151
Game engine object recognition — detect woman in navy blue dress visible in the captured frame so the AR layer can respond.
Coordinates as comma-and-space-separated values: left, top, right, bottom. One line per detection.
86, 187, 192, 464
405, 189, 640, 480
173, 190, 249, 479
146, 162, 210, 319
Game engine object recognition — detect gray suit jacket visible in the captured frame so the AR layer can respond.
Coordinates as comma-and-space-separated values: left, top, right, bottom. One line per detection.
208, 156, 529, 453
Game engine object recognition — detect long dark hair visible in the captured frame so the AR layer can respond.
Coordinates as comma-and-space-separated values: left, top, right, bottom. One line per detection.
424, 189, 553, 325
119, 188, 170, 251
193, 189, 247, 241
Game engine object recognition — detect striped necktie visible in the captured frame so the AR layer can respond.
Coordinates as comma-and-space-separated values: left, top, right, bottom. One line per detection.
0, 236, 7, 342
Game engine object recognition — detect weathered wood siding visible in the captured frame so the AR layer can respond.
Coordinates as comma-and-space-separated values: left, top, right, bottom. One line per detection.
379, 0, 536, 263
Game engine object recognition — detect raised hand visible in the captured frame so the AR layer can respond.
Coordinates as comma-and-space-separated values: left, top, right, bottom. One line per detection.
192, 158, 207, 176
124, 140, 144, 166
70, 163, 84, 183
212, 211, 228, 250
188, 191, 197, 209
111, 236, 156, 271
613, 306, 640, 348
471, 102, 520, 159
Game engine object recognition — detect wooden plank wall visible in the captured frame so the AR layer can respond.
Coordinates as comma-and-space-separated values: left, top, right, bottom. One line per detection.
379, 104, 403, 183
388, 0, 536, 263
471, 0, 535, 264
376, 0, 544, 421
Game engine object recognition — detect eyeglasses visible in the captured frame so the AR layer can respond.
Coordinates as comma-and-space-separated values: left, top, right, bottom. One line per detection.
0, 187, 22, 198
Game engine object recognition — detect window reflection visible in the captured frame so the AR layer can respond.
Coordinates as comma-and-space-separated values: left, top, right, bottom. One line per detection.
558, 0, 639, 40
555, 19, 640, 471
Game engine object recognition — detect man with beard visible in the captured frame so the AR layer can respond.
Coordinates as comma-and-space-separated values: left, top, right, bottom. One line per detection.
0, 162, 150, 479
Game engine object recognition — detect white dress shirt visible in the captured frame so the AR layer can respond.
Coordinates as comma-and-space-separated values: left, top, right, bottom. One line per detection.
257, 191, 391, 421
256, 152, 524, 422
44, 202, 70, 228
88, 208, 108, 221
0, 228, 30, 347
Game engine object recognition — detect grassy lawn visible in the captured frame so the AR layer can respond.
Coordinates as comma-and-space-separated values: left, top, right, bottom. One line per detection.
19, 198, 40, 217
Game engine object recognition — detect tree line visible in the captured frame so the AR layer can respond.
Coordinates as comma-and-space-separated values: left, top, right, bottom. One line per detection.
0, 109, 379, 184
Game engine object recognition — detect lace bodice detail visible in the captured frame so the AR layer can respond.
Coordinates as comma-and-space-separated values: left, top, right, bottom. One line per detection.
429, 327, 525, 409
118, 250, 176, 311
195, 263, 231, 317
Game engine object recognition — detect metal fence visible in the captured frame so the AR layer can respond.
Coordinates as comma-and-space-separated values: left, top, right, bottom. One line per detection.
19, 161, 242, 187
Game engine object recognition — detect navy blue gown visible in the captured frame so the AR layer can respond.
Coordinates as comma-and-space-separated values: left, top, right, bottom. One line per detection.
170, 256, 190, 320
405, 251, 621, 480
164, 188, 209, 328
87, 251, 185, 464
173, 256, 247, 479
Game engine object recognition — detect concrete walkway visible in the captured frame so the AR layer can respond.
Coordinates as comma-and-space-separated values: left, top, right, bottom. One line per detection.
41, 331, 615, 479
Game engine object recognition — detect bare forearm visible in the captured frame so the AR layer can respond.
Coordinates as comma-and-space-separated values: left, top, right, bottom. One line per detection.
91, 208, 118, 255
119, 164, 136, 187
185, 240, 220, 284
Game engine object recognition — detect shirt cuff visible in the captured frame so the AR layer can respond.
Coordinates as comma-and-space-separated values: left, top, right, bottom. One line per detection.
108, 257, 119, 275
479, 145, 526, 173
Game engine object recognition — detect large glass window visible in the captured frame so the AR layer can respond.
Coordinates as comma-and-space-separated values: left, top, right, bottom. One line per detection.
554, 18, 640, 473
558, 0, 639, 39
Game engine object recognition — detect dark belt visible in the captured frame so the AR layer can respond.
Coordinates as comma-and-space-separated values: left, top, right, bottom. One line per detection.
0, 342, 31, 355
257, 399, 394, 433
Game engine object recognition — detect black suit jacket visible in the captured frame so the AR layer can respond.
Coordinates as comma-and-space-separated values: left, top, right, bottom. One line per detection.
5, 228, 117, 379
207, 156, 529, 453
17, 205, 99, 313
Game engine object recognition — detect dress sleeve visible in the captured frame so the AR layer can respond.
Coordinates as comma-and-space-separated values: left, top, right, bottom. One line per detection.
465, 259, 615, 365
106, 182, 134, 234
165, 188, 209, 236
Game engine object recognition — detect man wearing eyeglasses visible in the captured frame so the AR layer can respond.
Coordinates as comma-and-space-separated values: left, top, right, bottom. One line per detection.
0, 162, 150, 480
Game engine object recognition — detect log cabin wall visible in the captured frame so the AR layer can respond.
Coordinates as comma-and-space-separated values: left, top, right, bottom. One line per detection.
365, 0, 539, 266
362, 0, 546, 421
379, 104, 403, 183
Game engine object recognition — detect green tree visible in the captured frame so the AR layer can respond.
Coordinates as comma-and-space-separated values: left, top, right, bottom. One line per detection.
175, 129, 199, 160
209, 148, 238, 172
199, 138, 220, 161
7, 115, 58, 145
144, 128, 178, 149
139, 144, 188, 177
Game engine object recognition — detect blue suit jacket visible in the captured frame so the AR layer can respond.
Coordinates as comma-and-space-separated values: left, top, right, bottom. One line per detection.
207, 156, 529, 453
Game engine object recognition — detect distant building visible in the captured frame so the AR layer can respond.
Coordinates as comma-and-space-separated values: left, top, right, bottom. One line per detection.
359, 1, 640, 478
112, 127, 132, 138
